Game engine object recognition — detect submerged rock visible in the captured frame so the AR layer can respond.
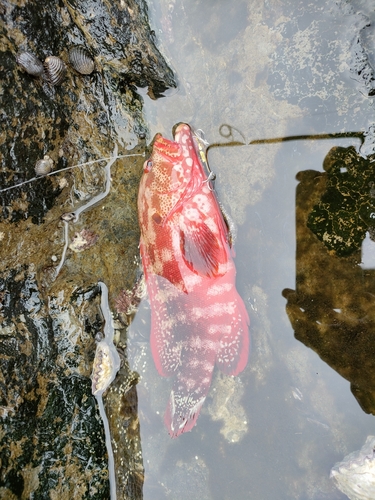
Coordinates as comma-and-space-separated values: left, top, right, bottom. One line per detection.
1, 0, 175, 224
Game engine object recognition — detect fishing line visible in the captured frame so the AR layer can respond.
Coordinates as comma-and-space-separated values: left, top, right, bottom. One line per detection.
0, 152, 145, 194
206, 125, 365, 150
249, 131, 365, 145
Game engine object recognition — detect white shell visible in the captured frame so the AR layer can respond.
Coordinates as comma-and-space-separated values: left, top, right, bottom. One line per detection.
61, 212, 76, 222
331, 436, 375, 500
91, 340, 120, 396
35, 155, 54, 176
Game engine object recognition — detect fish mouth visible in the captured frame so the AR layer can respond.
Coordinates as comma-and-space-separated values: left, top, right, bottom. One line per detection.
172, 122, 200, 159
172, 122, 203, 160
173, 123, 213, 183
157, 124, 213, 188
172, 122, 191, 139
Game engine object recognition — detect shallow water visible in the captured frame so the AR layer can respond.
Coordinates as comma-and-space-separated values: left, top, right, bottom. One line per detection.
130, 0, 375, 498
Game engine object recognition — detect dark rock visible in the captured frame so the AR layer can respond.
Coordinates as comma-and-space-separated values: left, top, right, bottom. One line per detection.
0, 0, 176, 497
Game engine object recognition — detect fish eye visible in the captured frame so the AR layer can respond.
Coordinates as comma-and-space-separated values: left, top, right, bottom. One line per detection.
144, 159, 153, 173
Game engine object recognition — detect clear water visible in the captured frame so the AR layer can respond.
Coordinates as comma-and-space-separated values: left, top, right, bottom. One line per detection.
130, 0, 375, 498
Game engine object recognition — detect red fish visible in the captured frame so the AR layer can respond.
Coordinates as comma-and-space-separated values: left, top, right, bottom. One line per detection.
137, 123, 249, 437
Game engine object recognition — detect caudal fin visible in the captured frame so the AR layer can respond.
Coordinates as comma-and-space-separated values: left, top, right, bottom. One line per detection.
165, 351, 215, 438
164, 389, 207, 438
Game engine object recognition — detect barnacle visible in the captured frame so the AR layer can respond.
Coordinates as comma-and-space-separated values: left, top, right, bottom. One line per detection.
68, 229, 98, 252
35, 155, 54, 176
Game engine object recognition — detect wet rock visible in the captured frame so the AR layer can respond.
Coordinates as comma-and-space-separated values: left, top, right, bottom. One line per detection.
0, 269, 109, 498
62, 0, 175, 97
0, 0, 175, 497
0, 145, 147, 497
0, 0, 175, 224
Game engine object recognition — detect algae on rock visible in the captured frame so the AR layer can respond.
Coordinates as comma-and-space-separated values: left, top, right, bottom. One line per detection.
0, 0, 176, 498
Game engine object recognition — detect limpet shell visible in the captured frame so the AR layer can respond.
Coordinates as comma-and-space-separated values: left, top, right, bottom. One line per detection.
35, 155, 54, 176
68, 47, 95, 75
44, 56, 67, 86
91, 340, 120, 396
16, 51, 44, 77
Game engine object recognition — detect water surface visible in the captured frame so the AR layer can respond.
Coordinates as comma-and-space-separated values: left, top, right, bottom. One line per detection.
131, 0, 375, 498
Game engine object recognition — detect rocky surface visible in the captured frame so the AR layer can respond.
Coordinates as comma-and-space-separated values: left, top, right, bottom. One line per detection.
0, 0, 175, 498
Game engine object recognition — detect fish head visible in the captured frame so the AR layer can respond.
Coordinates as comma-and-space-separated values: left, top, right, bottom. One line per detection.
140, 124, 208, 212
138, 123, 232, 281
173, 123, 211, 176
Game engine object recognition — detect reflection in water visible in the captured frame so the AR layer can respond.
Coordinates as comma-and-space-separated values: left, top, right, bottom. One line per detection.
206, 124, 247, 155
307, 146, 375, 256
250, 132, 365, 145
283, 144, 375, 416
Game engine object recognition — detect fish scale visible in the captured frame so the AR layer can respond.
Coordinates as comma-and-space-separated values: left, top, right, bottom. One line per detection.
138, 123, 249, 437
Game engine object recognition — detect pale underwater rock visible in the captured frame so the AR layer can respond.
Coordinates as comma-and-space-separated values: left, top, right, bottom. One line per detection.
206, 371, 248, 443
331, 436, 375, 500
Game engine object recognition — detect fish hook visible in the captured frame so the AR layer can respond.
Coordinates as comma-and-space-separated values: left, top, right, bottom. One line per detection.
194, 129, 210, 146
192, 128, 217, 190
203, 171, 216, 191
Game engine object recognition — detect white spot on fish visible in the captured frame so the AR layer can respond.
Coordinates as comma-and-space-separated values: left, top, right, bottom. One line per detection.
208, 324, 232, 335
191, 302, 237, 319
207, 283, 233, 296
162, 248, 173, 261
184, 208, 200, 221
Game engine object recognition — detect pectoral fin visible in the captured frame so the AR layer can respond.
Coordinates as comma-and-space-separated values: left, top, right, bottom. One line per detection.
179, 220, 227, 278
